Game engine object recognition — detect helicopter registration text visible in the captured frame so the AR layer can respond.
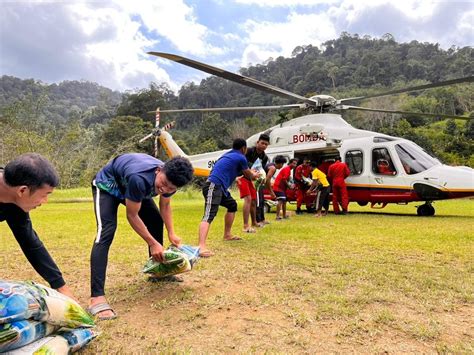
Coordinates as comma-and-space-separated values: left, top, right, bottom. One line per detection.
292, 134, 326, 144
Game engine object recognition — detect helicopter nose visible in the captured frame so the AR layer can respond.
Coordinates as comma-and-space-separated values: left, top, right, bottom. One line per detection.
438, 165, 474, 199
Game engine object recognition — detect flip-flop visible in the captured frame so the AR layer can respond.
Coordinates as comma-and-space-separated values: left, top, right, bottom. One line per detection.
86, 302, 118, 321
199, 249, 214, 258
224, 236, 243, 241
242, 228, 256, 233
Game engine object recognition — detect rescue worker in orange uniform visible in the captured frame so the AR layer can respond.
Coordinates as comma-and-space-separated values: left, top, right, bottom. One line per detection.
327, 156, 351, 215
294, 157, 312, 215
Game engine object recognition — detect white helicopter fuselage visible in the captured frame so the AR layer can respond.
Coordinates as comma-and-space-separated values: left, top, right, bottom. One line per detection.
159, 113, 474, 214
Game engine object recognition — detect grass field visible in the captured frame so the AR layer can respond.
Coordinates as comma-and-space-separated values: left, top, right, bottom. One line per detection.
2, 188, 473, 353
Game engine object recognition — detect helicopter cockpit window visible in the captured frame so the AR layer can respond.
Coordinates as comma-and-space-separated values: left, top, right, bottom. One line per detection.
395, 143, 438, 175
345, 150, 363, 175
372, 148, 396, 175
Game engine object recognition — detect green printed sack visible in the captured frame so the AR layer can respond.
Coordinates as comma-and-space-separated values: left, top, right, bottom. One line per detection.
0, 281, 94, 328
251, 158, 267, 191
28, 282, 94, 328
142, 248, 191, 278
7, 328, 99, 354
0, 320, 57, 352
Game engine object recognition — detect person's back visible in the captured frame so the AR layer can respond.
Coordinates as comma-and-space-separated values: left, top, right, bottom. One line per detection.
273, 165, 292, 192
208, 149, 247, 192
328, 160, 350, 184
327, 157, 350, 214
95, 153, 165, 200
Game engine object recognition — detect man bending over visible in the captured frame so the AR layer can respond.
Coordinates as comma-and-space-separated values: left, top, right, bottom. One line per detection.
0, 153, 74, 298
88, 154, 193, 320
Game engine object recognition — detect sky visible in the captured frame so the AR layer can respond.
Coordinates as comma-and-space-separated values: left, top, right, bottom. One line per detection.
0, 0, 473, 92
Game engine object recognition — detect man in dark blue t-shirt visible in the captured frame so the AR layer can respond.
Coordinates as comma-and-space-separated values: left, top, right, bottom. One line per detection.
88, 153, 193, 320
199, 139, 258, 257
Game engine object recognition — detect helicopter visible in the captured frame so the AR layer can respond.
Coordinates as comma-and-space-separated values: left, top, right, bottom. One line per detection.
140, 52, 474, 216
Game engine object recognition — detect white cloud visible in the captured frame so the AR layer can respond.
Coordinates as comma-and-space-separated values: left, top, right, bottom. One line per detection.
68, 2, 174, 91
1, 0, 472, 92
236, 0, 473, 69
116, 0, 224, 56
240, 12, 338, 66
235, 0, 338, 6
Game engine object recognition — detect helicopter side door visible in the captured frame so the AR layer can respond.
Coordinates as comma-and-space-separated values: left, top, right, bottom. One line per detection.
368, 146, 412, 203
344, 148, 370, 204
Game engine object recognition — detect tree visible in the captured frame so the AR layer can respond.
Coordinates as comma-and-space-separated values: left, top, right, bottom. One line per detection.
100, 116, 153, 158
444, 119, 457, 136
196, 113, 230, 150
465, 118, 474, 139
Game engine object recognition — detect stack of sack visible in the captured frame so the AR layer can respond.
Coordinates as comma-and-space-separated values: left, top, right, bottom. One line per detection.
0, 280, 98, 354
142, 245, 200, 278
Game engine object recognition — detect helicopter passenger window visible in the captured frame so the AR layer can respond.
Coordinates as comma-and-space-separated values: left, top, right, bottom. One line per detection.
345, 150, 363, 175
395, 143, 437, 174
372, 148, 396, 175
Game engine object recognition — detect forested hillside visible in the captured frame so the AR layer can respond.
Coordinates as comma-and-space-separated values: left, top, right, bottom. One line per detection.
1, 33, 473, 187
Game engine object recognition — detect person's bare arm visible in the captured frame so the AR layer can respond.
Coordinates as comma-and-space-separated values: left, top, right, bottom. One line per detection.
265, 166, 277, 199
242, 168, 259, 180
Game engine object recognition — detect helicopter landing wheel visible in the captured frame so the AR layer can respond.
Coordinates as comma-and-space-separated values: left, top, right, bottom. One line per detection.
417, 202, 435, 216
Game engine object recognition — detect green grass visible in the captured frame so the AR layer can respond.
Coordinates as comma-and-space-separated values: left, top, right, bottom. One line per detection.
1, 189, 473, 353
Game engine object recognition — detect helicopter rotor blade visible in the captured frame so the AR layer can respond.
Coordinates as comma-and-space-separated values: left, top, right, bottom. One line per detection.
146, 104, 307, 114
340, 76, 474, 103
148, 51, 315, 105
340, 105, 472, 120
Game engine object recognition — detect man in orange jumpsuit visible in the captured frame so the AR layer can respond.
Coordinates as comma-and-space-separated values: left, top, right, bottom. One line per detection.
294, 157, 312, 214
327, 156, 351, 215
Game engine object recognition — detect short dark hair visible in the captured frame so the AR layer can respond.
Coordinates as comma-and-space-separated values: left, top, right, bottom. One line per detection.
4, 153, 59, 191
335, 156, 342, 161
310, 161, 318, 168
258, 133, 270, 142
163, 156, 194, 188
232, 138, 247, 150
274, 155, 287, 164
289, 158, 299, 164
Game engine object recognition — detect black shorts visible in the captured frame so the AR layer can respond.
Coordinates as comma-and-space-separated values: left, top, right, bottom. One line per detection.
202, 181, 237, 223
274, 190, 287, 201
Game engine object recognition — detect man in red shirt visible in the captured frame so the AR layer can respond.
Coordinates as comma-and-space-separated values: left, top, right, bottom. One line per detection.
317, 158, 333, 175
327, 156, 351, 215
273, 158, 298, 220
294, 157, 312, 215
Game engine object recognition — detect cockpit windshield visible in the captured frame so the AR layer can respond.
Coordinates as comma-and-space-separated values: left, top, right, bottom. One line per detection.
395, 142, 440, 175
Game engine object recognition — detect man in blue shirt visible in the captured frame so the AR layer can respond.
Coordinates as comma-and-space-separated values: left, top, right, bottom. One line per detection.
88, 154, 193, 320
199, 139, 258, 257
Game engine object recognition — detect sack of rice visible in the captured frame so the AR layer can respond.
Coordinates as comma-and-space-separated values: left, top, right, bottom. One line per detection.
251, 158, 266, 190
142, 248, 191, 278
7, 328, 99, 354
174, 245, 200, 267
0, 281, 94, 328
28, 282, 94, 329
0, 281, 46, 324
0, 320, 57, 352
